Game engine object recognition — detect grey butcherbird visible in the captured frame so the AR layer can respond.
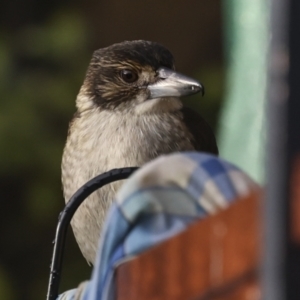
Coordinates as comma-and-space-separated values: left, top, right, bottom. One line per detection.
62, 40, 218, 264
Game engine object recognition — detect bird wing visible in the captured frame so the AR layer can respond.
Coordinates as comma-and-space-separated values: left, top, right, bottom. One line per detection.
180, 106, 219, 155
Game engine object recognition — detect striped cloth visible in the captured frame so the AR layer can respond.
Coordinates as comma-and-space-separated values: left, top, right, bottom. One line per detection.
58, 152, 258, 300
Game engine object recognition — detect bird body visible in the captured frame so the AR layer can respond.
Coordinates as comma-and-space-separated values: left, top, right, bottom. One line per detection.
62, 40, 218, 264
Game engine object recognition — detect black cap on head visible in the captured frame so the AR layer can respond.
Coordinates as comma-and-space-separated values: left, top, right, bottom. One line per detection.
92, 40, 175, 70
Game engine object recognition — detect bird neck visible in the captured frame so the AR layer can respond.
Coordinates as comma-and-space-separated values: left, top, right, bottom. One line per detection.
134, 97, 183, 115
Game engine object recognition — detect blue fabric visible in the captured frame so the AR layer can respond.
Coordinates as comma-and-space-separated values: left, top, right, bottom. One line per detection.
57, 152, 258, 300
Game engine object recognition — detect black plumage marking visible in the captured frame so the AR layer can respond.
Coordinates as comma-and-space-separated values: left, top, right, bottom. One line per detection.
93, 40, 174, 70
83, 40, 175, 110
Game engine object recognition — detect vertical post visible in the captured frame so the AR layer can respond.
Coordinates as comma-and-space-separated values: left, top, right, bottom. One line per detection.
286, 0, 300, 299
219, 0, 269, 183
264, 0, 289, 299
265, 0, 300, 299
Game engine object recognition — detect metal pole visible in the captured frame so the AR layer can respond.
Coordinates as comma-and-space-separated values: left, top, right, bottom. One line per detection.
264, 0, 289, 298
265, 0, 300, 299
286, 0, 300, 298
46, 167, 138, 300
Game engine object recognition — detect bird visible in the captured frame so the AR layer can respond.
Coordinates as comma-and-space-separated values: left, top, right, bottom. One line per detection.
62, 40, 218, 264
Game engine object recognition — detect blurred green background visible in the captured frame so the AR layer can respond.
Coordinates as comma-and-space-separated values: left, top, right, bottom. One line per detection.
0, 1, 224, 299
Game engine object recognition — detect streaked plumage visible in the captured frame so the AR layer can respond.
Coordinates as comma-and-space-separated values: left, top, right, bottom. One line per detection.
62, 40, 218, 264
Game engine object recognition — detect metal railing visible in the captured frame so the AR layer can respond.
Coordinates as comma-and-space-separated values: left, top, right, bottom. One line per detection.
46, 167, 138, 300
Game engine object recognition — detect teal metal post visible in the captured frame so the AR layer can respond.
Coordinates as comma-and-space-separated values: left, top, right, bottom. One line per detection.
219, 0, 269, 183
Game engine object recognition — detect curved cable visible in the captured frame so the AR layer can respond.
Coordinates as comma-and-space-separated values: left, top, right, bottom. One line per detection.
46, 167, 138, 300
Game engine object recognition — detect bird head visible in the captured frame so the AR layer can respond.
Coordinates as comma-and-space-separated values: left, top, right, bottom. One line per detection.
77, 40, 204, 114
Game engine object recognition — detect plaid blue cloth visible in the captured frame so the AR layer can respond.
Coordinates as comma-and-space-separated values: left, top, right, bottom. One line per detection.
58, 152, 258, 300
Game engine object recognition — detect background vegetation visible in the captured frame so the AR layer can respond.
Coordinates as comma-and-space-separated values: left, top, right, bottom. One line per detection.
0, 1, 224, 299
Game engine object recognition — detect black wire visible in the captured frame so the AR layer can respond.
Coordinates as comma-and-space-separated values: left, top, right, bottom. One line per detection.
46, 167, 138, 300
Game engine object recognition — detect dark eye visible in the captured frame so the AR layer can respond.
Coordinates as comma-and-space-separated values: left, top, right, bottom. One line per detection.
120, 69, 138, 83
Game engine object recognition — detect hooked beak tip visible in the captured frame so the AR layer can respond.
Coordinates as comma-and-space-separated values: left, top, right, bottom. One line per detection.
191, 83, 205, 97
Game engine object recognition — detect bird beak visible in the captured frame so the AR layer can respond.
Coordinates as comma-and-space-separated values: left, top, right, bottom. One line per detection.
147, 67, 204, 100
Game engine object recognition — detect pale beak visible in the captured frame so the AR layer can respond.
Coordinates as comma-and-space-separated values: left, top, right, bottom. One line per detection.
147, 67, 204, 100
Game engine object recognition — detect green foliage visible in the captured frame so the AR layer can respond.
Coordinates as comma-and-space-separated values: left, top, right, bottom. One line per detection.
0, 267, 14, 300
0, 10, 92, 300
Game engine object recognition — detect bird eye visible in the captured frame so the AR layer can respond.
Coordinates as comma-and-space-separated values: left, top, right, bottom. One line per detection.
120, 69, 138, 83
